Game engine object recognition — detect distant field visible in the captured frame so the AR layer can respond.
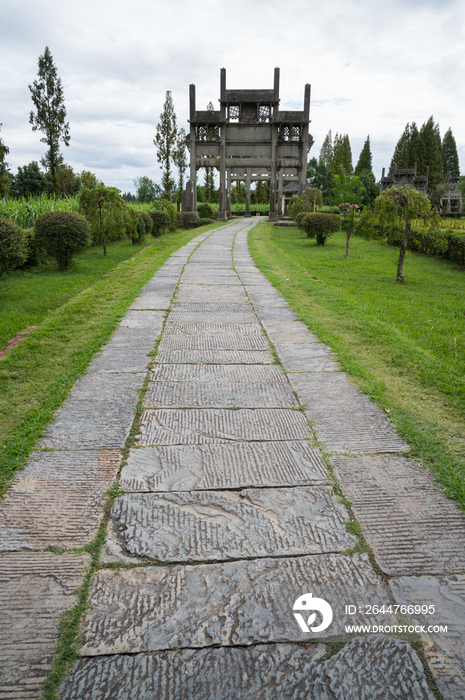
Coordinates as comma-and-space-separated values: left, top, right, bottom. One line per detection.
249, 222, 465, 510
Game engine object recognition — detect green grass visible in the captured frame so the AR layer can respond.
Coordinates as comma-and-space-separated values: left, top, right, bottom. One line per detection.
0, 226, 219, 495
248, 223, 465, 510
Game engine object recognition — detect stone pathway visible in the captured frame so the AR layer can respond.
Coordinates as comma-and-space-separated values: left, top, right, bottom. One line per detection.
1, 219, 464, 699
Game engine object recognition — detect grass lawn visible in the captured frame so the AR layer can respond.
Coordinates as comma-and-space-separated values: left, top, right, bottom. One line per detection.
248, 223, 465, 510
0, 224, 220, 494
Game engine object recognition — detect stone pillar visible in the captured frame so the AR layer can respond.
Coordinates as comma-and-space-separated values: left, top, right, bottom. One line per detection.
277, 169, 283, 218
189, 85, 197, 213
269, 124, 278, 222
246, 168, 251, 216
218, 125, 227, 221
227, 169, 232, 216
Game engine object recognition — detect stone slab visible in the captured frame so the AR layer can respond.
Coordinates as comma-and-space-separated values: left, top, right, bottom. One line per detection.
0, 450, 121, 550
144, 365, 297, 408
164, 322, 262, 336
261, 319, 320, 344
389, 575, 465, 700
41, 373, 145, 449
176, 292, 249, 304
180, 274, 240, 284
86, 345, 153, 373
245, 287, 288, 307
140, 282, 177, 296
331, 455, 465, 575
107, 487, 355, 563
80, 553, 396, 655
155, 349, 274, 365
120, 441, 328, 491
172, 302, 251, 312
130, 295, 171, 310
118, 310, 165, 328
61, 636, 435, 700
158, 333, 269, 350
167, 311, 258, 324
0, 552, 90, 699
136, 409, 310, 445
275, 342, 339, 373
290, 373, 410, 453
254, 305, 298, 321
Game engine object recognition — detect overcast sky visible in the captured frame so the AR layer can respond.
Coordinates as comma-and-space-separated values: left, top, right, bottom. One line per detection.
1, 0, 464, 194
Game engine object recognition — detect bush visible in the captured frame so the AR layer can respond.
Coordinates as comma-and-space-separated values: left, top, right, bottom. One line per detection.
126, 210, 146, 245
197, 218, 215, 227
301, 213, 340, 245
176, 212, 183, 228
34, 210, 91, 270
295, 212, 311, 229
0, 218, 28, 278
138, 211, 152, 237
149, 210, 170, 236
152, 198, 176, 230
197, 202, 214, 219
181, 212, 199, 228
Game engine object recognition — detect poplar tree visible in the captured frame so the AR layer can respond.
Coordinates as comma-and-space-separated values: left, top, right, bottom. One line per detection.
442, 128, 460, 177
420, 116, 442, 187
319, 130, 334, 172
29, 47, 70, 197
173, 128, 188, 210
354, 136, 372, 176
0, 125, 10, 198
333, 133, 352, 175
154, 91, 178, 200
389, 124, 410, 173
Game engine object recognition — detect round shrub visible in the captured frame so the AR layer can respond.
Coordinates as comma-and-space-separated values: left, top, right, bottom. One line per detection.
301, 213, 340, 245
197, 218, 214, 227
176, 212, 183, 228
197, 202, 214, 219
149, 211, 170, 237
0, 218, 28, 278
34, 211, 91, 270
126, 210, 146, 245
295, 212, 311, 229
181, 212, 199, 228
138, 211, 152, 237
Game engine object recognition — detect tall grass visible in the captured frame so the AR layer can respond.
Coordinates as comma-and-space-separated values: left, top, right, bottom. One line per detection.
0, 195, 79, 228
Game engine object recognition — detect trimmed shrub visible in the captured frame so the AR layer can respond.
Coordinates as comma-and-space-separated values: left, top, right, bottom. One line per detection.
138, 211, 152, 237
149, 210, 170, 237
197, 218, 215, 227
152, 199, 177, 230
176, 212, 183, 228
301, 213, 340, 245
34, 210, 91, 270
0, 218, 28, 278
197, 202, 214, 219
126, 210, 146, 245
295, 212, 311, 229
182, 212, 199, 228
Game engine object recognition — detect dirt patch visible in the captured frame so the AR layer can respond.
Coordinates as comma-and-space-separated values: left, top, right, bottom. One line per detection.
0, 327, 37, 360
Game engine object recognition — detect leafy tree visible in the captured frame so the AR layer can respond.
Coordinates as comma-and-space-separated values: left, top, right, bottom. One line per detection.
331, 167, 365, 206
319, 130, 334, 173
354, 136, 372, 176
79, 185, 129, 255
53, 163, 79, 197
80, 170, 101, 190
357, 169, 379, 207
442, 128, 460, 177
0, 125, 11, 198
362, 187, 438, 282
287, 188, 323, 219
10, 161, 47, 197
173, 128, 188, 210
29, 47, 70, 197
134, 176, 159, 203
338, 203, 360, 256
307, 157, 335, 200
154, 91, 177, 200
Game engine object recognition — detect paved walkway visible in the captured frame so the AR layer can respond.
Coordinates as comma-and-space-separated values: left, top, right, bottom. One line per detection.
1, 220, 464, 699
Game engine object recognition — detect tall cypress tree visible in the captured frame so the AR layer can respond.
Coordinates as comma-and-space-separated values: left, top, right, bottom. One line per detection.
319, 130, 334, 172
442, 128, 460, 177
420, 116, 443, 187
333, 133, 352, 175
29, 47, 70, 197
389, 124, 410, 173
354, 135, 372, 176
154, 91, 178, 200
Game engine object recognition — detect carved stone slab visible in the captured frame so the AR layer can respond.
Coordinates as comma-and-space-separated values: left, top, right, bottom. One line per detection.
164, 322, 262, 336
180, 274, 240, 284
119, 310, 165, 328
61, 636, 435, 700
0, 450, 121, 550
176, 291, 249, 304
290, 373, 410, 453
276, 343, 339, 373
0, 552, 90, 699
167, 311, 258, 324
331, 455, 465, 575
80, 553, 395, 654
107, 487, 355, 563
120, 441, 328, 491
130, 295, 171, 310
389, 574, 465, 700
136, 409, 310, 445
158, 333, 269, 350
141, 282, 177, 296
144, 365, 297, 408
171, 302, 251, 312
261, 319, 320, 344
41, 373, 145, 449
155, 349, 274, 365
